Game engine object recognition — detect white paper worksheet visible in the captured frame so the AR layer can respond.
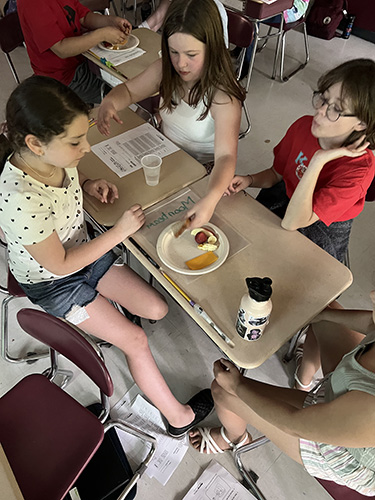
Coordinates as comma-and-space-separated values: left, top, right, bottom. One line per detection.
182, 461, 258, 500
91, 123, 180, 178
111, 387, 189, 485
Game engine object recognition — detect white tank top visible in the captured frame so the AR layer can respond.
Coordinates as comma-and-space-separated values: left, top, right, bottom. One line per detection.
160, 96, 215, 163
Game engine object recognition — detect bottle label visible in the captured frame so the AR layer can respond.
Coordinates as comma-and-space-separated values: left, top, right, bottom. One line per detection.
235, 309, 270, 341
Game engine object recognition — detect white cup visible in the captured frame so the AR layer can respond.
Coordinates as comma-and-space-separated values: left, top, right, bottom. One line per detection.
141, 154, 162, 186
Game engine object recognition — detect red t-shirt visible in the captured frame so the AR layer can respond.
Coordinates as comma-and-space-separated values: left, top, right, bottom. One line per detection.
273, 116, 375, 226
18, 0, 91, 85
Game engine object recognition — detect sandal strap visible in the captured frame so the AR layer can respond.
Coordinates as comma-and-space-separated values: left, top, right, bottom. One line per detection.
294, 367, 314, 390
220, 427, 248, 451
199, 427, 224, 454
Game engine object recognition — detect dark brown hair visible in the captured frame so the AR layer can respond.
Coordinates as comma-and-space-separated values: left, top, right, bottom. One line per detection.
159, 0, 245, 120
317, 59, 375, 149
1, 75, 90, 169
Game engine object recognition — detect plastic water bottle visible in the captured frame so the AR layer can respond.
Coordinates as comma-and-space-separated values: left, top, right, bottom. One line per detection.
235, 277, 273, 341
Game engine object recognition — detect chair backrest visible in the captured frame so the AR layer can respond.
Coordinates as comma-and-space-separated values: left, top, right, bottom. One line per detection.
226, 9, 254, 49
366, 176, 375, 202
17, 308, 114, 396
0, 11, 24, 54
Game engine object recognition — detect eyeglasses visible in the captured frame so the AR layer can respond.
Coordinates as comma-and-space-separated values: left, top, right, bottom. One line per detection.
312, 92, 356, 122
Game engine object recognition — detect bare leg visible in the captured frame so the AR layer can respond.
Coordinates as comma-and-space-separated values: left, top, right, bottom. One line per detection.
142, 0, 170, 31
297, 301, 364, 386
80, 265, 194, 427
191, 379, 306, 464
295, 325, 320, 390
96, 264, 168, 320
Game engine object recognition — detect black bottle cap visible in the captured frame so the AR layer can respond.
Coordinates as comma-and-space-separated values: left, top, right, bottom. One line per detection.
246, 277, 272, 302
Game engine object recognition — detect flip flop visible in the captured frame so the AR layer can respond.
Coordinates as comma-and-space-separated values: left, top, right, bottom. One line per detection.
191, 426, 249, 454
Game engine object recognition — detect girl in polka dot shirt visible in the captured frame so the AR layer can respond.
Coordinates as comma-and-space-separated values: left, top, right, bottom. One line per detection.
0, 76, 213, 437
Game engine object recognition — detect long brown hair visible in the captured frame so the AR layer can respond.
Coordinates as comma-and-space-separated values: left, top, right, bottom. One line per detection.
159, 0, 245, 120
317, 59, 375, 149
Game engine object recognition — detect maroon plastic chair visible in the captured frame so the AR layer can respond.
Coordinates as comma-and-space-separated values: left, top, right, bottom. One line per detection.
241, 0, 294, 87
316, 478, 372, 499
226, 8, 254, 138
263, 15, 310, 82
0, 265, 49, 364
0, 308, 156, 500
0, 11, 25, 84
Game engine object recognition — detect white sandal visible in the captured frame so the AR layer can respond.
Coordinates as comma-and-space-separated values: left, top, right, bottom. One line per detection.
294, 347, 314, 390
193, 427, 249, 454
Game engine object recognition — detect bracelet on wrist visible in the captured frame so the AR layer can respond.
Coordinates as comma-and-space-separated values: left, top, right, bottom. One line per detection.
81, 178, 91, 191
248, 174, 254, 187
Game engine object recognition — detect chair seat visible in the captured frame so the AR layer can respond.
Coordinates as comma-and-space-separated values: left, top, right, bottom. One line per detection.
7, 271, 26, 297
244, 0, 293, 21
316, 477, 371, 499
0, 374, 104, 500
266, 15, 306, 32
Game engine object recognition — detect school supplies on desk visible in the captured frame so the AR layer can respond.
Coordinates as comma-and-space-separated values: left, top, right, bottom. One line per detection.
128, 238, 235, 347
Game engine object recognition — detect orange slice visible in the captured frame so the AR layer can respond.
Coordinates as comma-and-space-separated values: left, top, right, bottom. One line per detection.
185, 252, 218, 270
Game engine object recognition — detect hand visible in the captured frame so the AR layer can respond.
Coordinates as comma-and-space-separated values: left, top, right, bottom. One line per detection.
97, 100, 123, 136
110, 17, 132, 34
213, 359, 243, 396
224, 175, 252, 196
186, 196, 216, 229
114, 204, 145, 239
82, 179, 119, 204
100, 26, 129, 45
312, 135, 370, 165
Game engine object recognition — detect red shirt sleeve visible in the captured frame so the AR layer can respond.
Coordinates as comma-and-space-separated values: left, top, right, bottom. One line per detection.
312, 152, 375, 226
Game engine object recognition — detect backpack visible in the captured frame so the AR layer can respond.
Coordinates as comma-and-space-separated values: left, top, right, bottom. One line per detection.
306, 0, 348, 40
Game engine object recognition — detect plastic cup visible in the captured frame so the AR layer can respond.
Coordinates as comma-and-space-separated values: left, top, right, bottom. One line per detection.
141, 154, 162, 186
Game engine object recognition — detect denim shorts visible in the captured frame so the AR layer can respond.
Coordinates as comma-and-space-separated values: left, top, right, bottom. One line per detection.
19, 250, 117, 324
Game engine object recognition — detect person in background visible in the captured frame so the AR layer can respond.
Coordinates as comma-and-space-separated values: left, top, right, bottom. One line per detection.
226, 59, 375, 264
18, 0, 132, 104
0, 76, 214, 439
239, 0, 310, 79
98, 0, 245, 229
138, 0, 229, 47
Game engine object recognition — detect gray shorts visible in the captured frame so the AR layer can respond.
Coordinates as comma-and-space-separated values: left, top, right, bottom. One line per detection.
19, 250, 117, 324
68, 61, 111, 105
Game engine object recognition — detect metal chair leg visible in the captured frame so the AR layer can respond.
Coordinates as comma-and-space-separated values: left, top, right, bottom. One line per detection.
234, 437, 270, 500
280, 23, 310, 82
1, 294, 49, 364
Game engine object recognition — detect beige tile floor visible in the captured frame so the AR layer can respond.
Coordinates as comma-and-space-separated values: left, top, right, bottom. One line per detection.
0, 6, 375, 499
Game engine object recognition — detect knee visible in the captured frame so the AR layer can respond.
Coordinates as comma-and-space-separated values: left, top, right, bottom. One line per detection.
125, 325, 150, 353
149, 295, 168, 321
211, 379, 232, 407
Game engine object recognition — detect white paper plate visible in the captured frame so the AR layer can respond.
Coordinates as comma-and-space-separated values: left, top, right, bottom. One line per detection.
99, 34, 139, 52
156, 222, 229, 275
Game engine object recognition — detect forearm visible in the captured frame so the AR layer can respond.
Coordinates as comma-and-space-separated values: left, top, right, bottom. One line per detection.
236, 379, 303, 437
316, 308, 374, 335
82, 12, 115, 30
60, 229, 123, 274
102, 82, 134, 111
51, 30, 107, 58
282, 158, 324, 230
208, 154, 236, 202
251, 167, 281, 189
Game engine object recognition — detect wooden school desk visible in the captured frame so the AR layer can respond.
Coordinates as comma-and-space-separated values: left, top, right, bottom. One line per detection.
124, 176, 353, 369
0, 445, 24, 500
84, 28, 161, 84
79, 107, 207, 227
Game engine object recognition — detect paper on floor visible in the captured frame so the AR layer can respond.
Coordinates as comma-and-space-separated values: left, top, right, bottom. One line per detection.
182, 461, 258, 500
111, 388, 189, 485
